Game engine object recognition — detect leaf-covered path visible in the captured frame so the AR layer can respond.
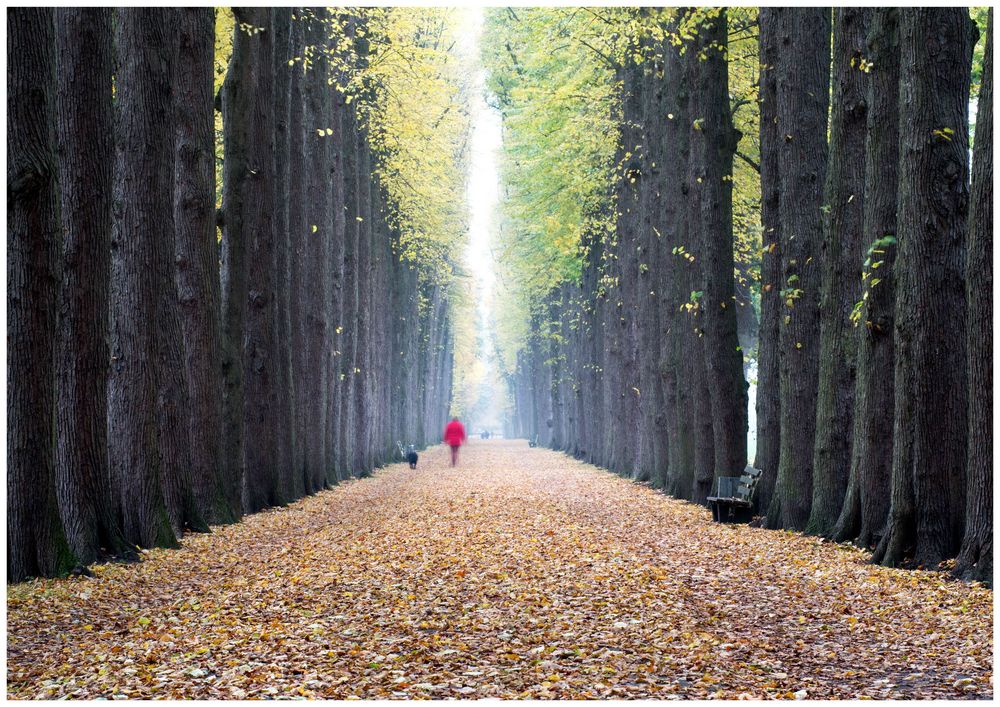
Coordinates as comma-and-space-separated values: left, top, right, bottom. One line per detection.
7, 440, 993, 699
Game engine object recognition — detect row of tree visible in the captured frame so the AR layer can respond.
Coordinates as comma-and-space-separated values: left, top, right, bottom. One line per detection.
492, 8, 992, 582
7, 7, 465, 582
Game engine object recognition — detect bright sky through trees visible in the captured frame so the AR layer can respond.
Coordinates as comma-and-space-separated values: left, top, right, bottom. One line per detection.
451, 8, 505, 431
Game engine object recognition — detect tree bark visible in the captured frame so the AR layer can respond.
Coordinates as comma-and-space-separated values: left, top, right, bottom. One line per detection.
53, 8, 131, 565
242, 8, 282, 513
327, 17, 350, 483
660, 17, 693, 499
808, 8, 870, 536
272, 7, 298, 505
174, 7, 236, 526
754, 8, 781, 513
353, 98, 375, 476
876, 8, 973, 569
338, 27, 360, 477
220, 7, 255, 515
831, 8, 900, 547
110, 8, 187, 548
153, 10, 207, 538
301, 7, 330, 492
955, 8, 992, 584
683, 31, 716, 505
690, 9, 748, 483
765, 8, 831, 531
635, 34, 661, 482
287, 11, 308, 497
8, 7, 78, 581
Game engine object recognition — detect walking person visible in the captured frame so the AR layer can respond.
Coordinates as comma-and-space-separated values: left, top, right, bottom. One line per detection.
443, 417, 467, 467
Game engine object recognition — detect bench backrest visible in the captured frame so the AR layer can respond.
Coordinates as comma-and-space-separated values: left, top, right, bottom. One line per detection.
714, 476, 741, 498
737, 466, 762, 501
712, 466, 762, 501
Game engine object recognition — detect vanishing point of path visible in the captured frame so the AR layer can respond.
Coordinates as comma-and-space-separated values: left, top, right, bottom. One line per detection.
7, 440, 992, 699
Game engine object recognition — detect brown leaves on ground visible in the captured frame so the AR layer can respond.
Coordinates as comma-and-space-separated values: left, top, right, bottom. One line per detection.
7, 440, 993, 699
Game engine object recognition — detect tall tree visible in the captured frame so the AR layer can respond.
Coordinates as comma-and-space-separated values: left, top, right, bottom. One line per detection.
220, 7, 258, 514
831, 8, 900, 547
326, 13, 351, 483
272, 7, 298, 505
955, 8, 992, 584
637, 44, 664, 480
660, 11, 694, 499
174, 7, 236, 525
110, 8, 187, 547
242, 8, 282, 512
642, 34, 670, 487
765, 7, 831, 531
287, 12, 309, 497
689, 9, 748, 482
875, 8, 973, 568
8, 7, 77, 581
352, 31, 376, 477
338, 20, 361, 480
301, 8, 332, 491
753, 8, 781, 512
53, 8, 130, 564
682, 21, 717, 504
808, 8, 870, 536
154, 47, 207, 538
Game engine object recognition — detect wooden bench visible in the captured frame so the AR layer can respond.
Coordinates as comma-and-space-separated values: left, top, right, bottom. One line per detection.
707, 466, 761, 523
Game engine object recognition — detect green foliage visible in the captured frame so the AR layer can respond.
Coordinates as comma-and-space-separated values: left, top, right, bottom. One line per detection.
482, 8, 762, 375
482, 8, 619, 370
361, 9, 471, 281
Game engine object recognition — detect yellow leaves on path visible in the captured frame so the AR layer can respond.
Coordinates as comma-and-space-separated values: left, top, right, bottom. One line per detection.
7, 441, 993, 699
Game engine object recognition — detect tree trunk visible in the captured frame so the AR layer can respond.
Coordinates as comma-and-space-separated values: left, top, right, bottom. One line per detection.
220, 7, 255, 515
765, 8, 831, 531
683, 33, 716, 505
153, 10, 207, 537
955, 8, 991, 584
579, 228, 603, 464
302, 8, 331, 492
326, 23, 349, 483
657, 16, 694, 498
620, 56, 644, 477
754, 8, 781, 514
660, 17, 693, 499
690, 9, 748, 483
876, 8, 973, 569
8, 7, 78, 581
287, 11, 308, 498
338, 43, 360, 477
174, 7, 236, 526
808, 8, 870, 536
831, 8, 900, 547
242, 8, 281, 513
53, 8, 131, 565
635, 38, 661, 482
110, 8, 186, 548
272, 7, 298, 505
353, 114, 375, 476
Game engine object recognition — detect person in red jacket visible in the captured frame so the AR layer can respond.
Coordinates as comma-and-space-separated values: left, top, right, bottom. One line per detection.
443, 417, 467, 467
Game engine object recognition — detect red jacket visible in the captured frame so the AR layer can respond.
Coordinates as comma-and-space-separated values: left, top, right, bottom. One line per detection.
443, 419, 466, 447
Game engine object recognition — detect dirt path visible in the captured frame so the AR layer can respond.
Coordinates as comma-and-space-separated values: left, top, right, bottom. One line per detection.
7, 440, 992, 699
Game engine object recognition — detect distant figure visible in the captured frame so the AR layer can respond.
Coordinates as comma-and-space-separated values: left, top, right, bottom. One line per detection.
443, 417, 467, 467
406, 444, 418, 470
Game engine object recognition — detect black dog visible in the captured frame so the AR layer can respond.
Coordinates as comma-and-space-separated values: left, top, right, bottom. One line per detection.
406, 445, 418, 469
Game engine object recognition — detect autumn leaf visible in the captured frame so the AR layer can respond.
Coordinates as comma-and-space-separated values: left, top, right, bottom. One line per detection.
6, 441, 993, 700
